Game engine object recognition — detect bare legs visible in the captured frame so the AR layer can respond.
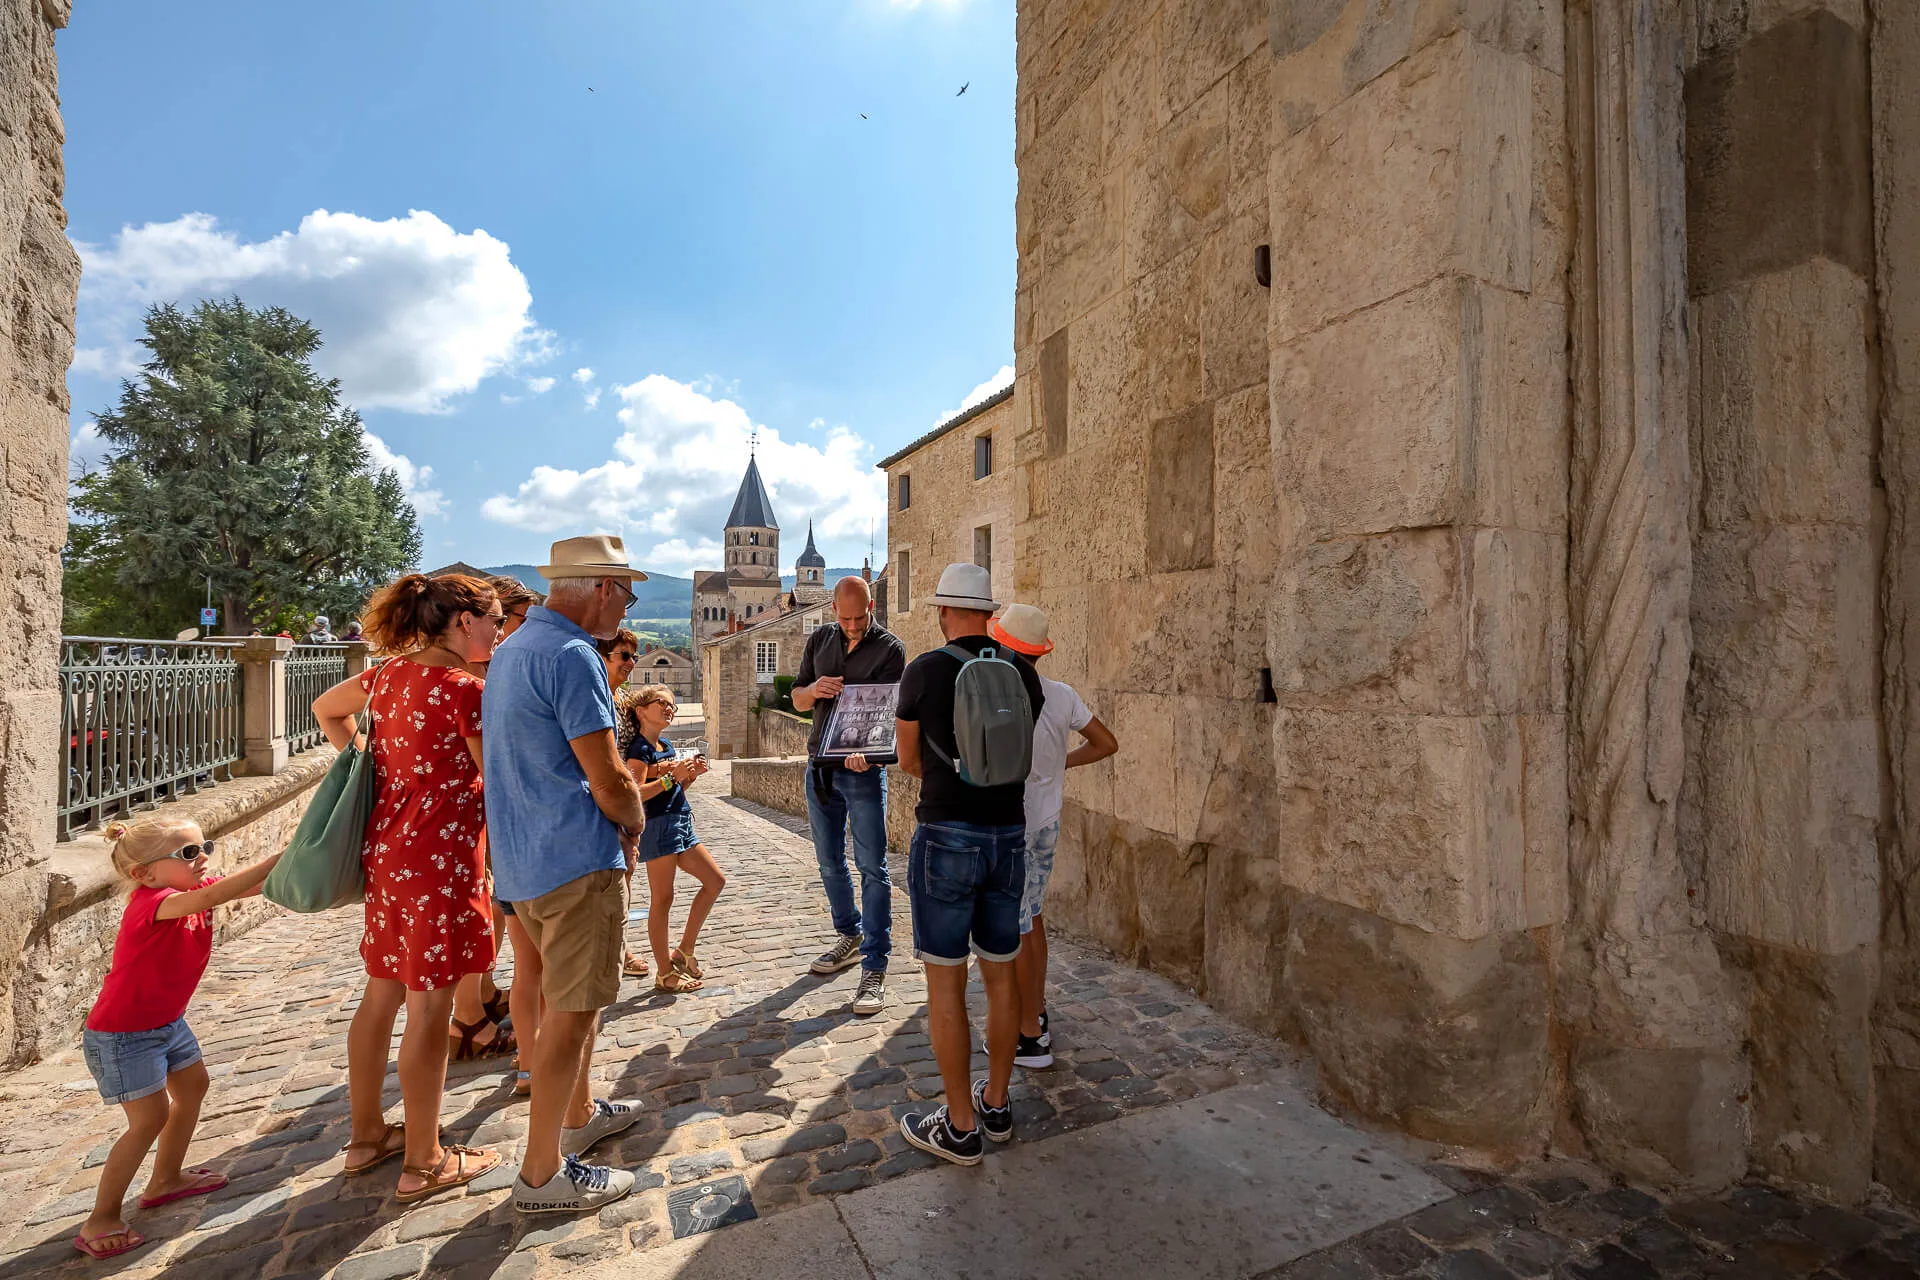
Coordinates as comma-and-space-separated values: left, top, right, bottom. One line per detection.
521, 1007, 598, 1188
645, 846, 726, 977
506, 913, 544, 1079
80, 1061, 211, 1247
1015, 914, 1049, 1037
923, 957, 1017, 1132
347, 976, 493, 1195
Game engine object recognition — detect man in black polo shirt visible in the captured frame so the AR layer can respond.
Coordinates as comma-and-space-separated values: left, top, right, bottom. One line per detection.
792, 576, 906, 1014
894, 563, 1045, 1165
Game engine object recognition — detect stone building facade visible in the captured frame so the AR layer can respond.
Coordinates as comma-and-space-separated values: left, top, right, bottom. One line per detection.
630, 642, 696, 707
878, 386, 1020, 658
0, 0, 83, 1067
692, 457, 787, 651
699, 598, 832, 759
998, 0, 1920, 1204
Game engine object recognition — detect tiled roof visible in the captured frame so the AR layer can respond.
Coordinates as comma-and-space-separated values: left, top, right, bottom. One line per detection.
876, 383, 1014, 469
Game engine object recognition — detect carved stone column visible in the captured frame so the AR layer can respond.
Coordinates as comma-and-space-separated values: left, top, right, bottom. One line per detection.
1562, 0, 1745, 1187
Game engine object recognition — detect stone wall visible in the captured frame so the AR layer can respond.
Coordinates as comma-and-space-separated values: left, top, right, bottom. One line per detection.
750, 708, 813, 760
0, 0, 80, 1067
1004, 0, 1917, 1201
24, 751, 333, 1058
881, 393, 1021, 660
701, 603, 829, 759
731, 757, 919, 855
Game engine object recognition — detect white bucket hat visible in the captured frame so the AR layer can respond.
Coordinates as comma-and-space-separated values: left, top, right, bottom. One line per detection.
927, 562, 999, 611
538, 534, 648, 581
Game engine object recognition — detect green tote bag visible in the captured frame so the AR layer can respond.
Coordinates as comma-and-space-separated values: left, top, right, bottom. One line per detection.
264, 716, 375, 912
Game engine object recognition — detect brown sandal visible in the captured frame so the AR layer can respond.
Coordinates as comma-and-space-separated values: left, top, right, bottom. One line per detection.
622, 951, 651, 978
449, 1016, 516, 1061
670, 948, 703, 980
481, 987, 510, 1025
394, 1144, 502, 1204
343, 1122, 407, 1176
654, 969, 702, 993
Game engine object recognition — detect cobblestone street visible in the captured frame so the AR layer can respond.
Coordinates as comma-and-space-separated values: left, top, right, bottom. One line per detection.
0, 777, 1915, 1280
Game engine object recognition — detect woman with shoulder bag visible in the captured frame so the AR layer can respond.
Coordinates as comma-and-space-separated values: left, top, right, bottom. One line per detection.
310, 573, 506, 1203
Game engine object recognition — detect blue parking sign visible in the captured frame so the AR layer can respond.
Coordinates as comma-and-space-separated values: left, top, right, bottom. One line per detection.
200, 607, 218, 627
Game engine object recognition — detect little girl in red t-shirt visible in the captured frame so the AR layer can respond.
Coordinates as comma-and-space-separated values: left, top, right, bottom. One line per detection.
75, 816, 281, 1260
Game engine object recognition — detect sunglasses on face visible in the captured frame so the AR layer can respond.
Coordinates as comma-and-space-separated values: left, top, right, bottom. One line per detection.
149, 840, 215, 864
612, 650, 637, 662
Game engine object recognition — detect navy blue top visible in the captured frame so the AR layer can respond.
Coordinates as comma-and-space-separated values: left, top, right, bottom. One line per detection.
626, 733, 690, 821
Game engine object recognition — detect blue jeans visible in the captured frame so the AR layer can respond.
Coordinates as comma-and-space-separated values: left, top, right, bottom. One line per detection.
805, 765, 891, 972
908, 821, 1026, 965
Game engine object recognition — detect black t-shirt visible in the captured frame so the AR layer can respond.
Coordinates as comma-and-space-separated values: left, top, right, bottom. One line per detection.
896, 636, 1046, 827
794, 622, 907, 765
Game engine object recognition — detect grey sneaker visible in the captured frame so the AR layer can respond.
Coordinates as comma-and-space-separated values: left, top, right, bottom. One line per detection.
513, 1154, 635, 1214
810, 933, 862, 975
851, 970, 886, 1015
559, 1098, 642, 1156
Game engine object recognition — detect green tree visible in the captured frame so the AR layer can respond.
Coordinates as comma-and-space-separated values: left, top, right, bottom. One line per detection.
65, 298, 421, 636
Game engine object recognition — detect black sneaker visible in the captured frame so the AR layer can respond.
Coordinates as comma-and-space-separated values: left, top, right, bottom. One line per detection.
899, 1105, 984, 1166
970, 1079, 1014, 1143
1015, 1010, 1053, 1069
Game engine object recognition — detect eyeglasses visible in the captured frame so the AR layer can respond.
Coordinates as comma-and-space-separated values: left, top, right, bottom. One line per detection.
605, 579, 637, 609
149, 840, 215, 864
475, 612, 506, 626
612, 650, 638, 662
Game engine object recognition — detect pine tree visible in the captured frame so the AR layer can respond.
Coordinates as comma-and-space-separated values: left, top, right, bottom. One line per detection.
66, 298, 421, 636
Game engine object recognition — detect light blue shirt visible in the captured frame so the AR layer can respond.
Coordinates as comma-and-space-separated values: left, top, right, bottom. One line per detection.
482, 606, 622, 902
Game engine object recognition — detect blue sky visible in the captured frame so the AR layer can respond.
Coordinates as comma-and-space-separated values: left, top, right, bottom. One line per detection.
60, 0, 1015, 575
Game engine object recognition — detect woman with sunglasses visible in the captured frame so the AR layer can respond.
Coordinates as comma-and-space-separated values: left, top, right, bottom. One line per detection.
74, 819, 282, 1259
311, 572, 507, 1204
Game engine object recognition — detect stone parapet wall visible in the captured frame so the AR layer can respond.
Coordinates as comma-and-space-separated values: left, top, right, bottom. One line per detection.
21, 750, 334, 1060
729, 759, 919, 856
749, 708, 812, 760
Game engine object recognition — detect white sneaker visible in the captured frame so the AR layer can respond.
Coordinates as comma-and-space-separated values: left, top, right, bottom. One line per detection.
560, 1098, 642, 1157
513, 1154, 635, 1213
851, 970, 887, 1016
810, 933, 863, 975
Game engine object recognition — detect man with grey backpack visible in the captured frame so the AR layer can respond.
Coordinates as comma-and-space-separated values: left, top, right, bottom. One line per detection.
894, 563, 1045, 1165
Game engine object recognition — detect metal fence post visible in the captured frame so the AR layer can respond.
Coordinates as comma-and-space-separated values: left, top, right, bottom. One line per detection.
237, 636, 292, 776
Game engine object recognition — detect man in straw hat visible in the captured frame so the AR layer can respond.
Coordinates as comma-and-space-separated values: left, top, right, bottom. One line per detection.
482, 535, 649, 1213
893, 564, 1046, 1166
987, 603, 1117, 1069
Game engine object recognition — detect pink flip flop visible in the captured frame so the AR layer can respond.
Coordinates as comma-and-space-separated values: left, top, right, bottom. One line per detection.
137, 1168, 227, 1210
73, 1228, 147, 1259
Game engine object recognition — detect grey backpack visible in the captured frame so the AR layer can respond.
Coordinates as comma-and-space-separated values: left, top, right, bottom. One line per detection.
925, 644, 1034, 787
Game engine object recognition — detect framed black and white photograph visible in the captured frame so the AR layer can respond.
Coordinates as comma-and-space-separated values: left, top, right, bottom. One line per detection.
819, 682, 900, 762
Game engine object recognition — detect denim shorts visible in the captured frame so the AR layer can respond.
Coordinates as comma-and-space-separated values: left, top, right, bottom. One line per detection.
83, 1017, 202, 1105
908, 821, 1026, 965
1020, 820, 1060, 935
639, 809, 698, 863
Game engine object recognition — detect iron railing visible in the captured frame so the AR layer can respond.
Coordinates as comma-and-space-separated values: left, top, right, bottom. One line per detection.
59, 637, 244, 840
286, 644, 349, 753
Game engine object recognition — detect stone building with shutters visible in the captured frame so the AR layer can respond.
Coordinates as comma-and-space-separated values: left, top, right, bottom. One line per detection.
699, 597, 832, 759
877, 385, 1019, 658
630, 643, 696, 707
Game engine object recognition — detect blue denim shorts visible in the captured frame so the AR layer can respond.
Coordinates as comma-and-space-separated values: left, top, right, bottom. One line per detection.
1020, 820, 1060, 935
908, 821, 1026, 965
83, 1017, 202, 1105
639, 809, 698, 863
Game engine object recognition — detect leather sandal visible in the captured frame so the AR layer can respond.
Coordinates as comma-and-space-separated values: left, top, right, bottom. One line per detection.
622, 951, 651, 978
394, 1144, 502, 1204
343, 1122, 406, 1176
671, 948, 703, 980
449, 1016, 516, 1061
481, 987, 510, 1026
654, 969, 702, 993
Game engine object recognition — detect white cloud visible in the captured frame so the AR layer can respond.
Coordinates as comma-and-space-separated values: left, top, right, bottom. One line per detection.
481, 374, 888, 575
526, 376, 556, 394
572, 366, 602, 410
364, 430, 447, 519
73, 210, 549, 414
948, 364, 1014, 420
69, 421, 110, 481
572, 367, 595, 385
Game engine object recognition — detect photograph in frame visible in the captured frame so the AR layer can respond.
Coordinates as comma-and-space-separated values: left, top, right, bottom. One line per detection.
819, 681, 900, 762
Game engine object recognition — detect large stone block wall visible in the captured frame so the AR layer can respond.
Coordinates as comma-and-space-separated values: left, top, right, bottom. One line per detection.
0, 0, 80, 1067
1009, 0, 1918, 1201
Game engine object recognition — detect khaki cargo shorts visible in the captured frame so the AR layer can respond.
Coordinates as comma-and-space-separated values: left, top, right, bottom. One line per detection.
513, 869, 624, 1012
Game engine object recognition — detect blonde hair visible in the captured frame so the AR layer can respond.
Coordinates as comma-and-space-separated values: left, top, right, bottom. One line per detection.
629, 683, 676, 712
105, 816, 203, 878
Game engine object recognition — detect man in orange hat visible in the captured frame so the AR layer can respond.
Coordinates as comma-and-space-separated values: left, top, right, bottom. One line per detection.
987, 603, 1117, 1070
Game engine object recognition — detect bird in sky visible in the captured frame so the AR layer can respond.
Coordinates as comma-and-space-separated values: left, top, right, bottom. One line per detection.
860, 113, 868, 119
587, 86, 596, 93
956, 82, 969, 96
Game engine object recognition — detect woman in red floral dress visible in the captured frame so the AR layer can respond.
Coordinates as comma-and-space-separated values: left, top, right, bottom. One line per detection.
312, 572, 506, 1204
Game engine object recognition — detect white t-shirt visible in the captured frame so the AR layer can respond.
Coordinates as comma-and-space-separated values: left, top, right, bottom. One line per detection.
1025, 675, 1093, 832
